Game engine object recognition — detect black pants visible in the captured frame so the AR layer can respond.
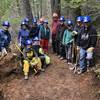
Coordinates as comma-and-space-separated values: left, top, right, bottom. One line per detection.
19, 46, 25, 65
52, 36, 56, 53
56, 40, 60, 55
39, 56, 46, 68
60, 44, 66, 58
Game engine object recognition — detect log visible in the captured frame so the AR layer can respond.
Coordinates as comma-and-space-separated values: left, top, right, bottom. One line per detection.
0, 53, 17, 79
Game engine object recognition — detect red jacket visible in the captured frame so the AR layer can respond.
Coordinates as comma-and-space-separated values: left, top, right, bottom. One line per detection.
51, 20, 60, 37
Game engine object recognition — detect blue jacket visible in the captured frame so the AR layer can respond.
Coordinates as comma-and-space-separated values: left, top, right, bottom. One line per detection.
18, 29, 30, 45
0, 29, 11, 49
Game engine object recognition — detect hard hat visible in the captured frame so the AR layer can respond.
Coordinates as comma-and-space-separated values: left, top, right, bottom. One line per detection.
83, 16, 91, 23
44, 20, 48, 24
60, 16, 65, 21
53, 13, 58, 17
2, 21, 10, 27
25, 39, 32, 45
77, 16, 83, 22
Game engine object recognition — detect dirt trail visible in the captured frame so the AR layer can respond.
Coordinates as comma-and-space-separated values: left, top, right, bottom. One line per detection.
0, 54, 100, 100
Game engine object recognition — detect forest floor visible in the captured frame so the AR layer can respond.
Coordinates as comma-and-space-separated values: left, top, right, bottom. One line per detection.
0, 52, 100, 100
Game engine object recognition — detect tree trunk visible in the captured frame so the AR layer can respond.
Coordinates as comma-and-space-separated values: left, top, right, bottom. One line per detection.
22, 0, 33, 23
51, 0, 61, 17
16, 0, 21, 15
40, 0, 43, 17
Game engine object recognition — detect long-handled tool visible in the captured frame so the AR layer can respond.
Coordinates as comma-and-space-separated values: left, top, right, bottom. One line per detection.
14, 43, 24, 56
74, 49, 80, 73
14, 43, 38, 74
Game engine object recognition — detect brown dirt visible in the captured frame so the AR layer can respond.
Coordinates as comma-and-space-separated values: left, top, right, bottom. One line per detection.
0, 53, 100, 100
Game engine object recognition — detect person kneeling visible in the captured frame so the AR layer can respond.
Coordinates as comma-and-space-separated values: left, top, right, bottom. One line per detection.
23, 39, 43, 80
32, 37, 50, 69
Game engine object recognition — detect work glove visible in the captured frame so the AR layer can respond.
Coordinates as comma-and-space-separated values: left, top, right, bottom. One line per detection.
1, 47, 7, 56
87, 47, 94, 52
77, 46, 80, 51
18, 43, 21, 47
30, 61, 38, 66
72, 31, 78, 36
45, 55, 50, 65
86, 52, 93, 60
30, 58, 38, 66
39, 48, 44, 54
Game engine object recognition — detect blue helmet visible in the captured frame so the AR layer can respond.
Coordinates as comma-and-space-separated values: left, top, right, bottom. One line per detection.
21, 21, 27, 26
2, 21, 10, 27
22, 18, 29, 25
83, 16, 91, 23
44, 20, 48, 24
67, 20, 73, 25
24, 18, 29, 23
77, 16, 83, 22
60, 16, 65, 21
32, 18, 37, 24
33, 37, 39, 41
25, 39, 32, 45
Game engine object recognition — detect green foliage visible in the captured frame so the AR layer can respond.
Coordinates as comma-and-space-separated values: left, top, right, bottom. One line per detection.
94, 69, 100, 79
0, 0, 23, 26
0, 0, 13, 17
1, 17, 22, 25
62, 0, 87, 9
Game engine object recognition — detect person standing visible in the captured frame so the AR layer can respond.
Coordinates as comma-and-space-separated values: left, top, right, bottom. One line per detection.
39, 20, 50, 53
51, 13, 60, 53
73, 16, 84, 44
30, 18, 40, 41
72, 16, 84, 69
77, 16, 97, 74
62, 20, 74, 66
56, 16, 66, 59
0, 21, 11, 57
18, 21, 30, 51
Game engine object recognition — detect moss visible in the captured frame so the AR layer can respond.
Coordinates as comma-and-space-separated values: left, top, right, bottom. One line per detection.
94, 69, 100, 79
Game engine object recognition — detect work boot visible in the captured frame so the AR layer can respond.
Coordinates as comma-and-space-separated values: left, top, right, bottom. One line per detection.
68, 62, 72, 65
60, 57, 64, 60
69, 66, 75, 71
58, 55, 61, 58
77, 68, 87, 75
64, 59, 67, 63
67, 59, 72, 65
73, 64, 79, 73
68, 62, 74, 70
40, 68, 45, 72
77, 69, 83, 74
24, 75, 28, 80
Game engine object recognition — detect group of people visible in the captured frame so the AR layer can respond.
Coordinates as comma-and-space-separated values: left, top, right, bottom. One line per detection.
0, 12, 97, 79
0, 17, 51, 80
17, 17, 51, 80
51, 13, 97, 74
